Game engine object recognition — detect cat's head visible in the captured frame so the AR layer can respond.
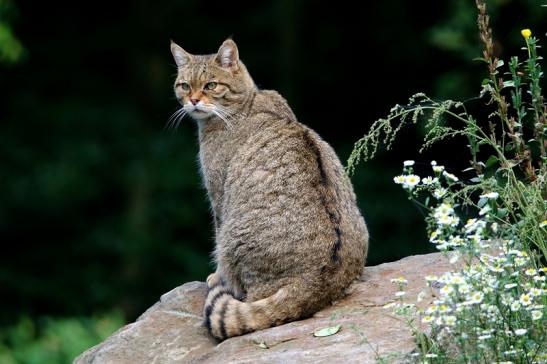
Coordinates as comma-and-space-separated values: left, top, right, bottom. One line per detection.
170, 39, 255, 122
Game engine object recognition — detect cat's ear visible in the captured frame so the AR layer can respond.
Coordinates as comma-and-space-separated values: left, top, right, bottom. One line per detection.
171, 41, 192, 68
215, 39, 239, 71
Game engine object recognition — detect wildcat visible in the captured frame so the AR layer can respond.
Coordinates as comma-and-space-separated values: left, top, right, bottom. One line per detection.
170, 39, 368, 341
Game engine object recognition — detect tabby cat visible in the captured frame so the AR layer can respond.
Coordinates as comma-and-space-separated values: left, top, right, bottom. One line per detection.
170, 39, 368, 341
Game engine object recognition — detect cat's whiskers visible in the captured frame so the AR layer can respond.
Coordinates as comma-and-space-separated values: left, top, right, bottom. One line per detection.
212, 108, 233, 130
211, 104, 239, 130
165, 107, 188, 132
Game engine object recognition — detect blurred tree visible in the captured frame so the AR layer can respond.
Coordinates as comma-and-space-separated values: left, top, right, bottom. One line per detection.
0, 0, 23, 64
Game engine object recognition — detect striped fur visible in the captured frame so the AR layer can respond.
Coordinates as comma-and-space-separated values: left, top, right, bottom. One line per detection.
171, 39, 369, 341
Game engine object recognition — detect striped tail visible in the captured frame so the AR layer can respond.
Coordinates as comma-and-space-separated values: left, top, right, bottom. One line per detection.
203, 282, 295, 341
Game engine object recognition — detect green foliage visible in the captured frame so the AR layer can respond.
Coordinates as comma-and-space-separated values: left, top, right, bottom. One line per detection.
0, 0, 23, 63
0, 313, 123, 364
347, 29, 546, 261
348, 1, 546, 362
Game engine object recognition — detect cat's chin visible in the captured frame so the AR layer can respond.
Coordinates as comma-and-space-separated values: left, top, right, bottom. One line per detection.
189, 110, 212, 120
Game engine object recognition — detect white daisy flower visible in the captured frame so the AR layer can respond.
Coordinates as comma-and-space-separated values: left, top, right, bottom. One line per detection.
510, 301, 521, 312
443, 171, 459, 181
433, 188, 447, 199
479, 192, 499, 199
403, 160, 415, 167
403, 174, 420, 188
469, 291, 484, 304
421, 176, 437, 185
519, 293, 532, 306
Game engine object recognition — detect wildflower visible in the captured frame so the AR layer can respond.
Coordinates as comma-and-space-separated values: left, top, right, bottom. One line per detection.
479, 192, 499, 199
449, 275, 465, 285
390, 276, 408, 284
438, 304, 451, 314
487, 263, 504, 273
430, 160, 437, 166
432, 165, 445, 173
469, 291, 484, 304
393, 175, 406, 184
504, 283, 517, 289
540, 220, 547, 228
429, 230, 440, 243
442, 171, 459, 182
514, 328, 527, 336
458, 284, 470, 294
510, 301, 521, 312
434, 203, 454, 217
531, 310, 543, 320
534, 275, 546, 282
422, 315, 434, 323
440, 284, 454, 296
395, 291, 406, 297
448, 236, 464, 247
403, 160, 415, 167
529, 288, 542, 297
433, 188, 447, 199
525, 268, 537, 276
403, 174, 420, 188
491, 222, 498, 232
421, 176, 437, 185
519, 293, 532, 306
521, 28, 531, 40
437, 214, 459, 226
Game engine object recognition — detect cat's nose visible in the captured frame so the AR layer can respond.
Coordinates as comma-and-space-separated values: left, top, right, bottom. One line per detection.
190, 98, 200, 106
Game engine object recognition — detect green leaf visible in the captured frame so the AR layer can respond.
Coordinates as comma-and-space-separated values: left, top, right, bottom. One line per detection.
502, 80, 515, 88
485, 155, 499, 168
313, 324, 341, 337
497, 208, 508, 218
496, 60, 504, 68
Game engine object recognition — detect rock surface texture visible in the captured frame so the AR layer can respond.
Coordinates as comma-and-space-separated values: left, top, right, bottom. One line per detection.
75, 253, 456, 364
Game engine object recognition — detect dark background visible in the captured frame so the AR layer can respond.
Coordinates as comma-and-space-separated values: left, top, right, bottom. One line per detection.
0, 0, 544, 360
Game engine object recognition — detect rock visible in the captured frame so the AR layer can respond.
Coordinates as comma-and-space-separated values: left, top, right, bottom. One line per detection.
75, 252, 458, 364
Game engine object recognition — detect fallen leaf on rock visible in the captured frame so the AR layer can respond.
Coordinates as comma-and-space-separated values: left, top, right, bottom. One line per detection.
313, 324, 341, 337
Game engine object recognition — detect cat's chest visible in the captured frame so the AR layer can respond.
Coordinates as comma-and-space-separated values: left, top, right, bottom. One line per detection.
198, 127, 238, 200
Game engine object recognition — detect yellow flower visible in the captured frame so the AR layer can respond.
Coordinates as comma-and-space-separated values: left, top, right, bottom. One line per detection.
521, 29, 532, 40
539, 220, 547, 228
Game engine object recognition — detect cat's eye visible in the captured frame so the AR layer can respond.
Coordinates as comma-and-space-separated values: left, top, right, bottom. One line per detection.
204, 82, 217, 90
178, 82, 191, 91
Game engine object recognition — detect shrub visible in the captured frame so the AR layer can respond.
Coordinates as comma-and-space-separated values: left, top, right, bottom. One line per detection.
348, 0, 546, 362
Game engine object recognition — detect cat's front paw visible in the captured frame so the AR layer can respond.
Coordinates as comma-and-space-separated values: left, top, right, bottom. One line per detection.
206, 272, 223, 289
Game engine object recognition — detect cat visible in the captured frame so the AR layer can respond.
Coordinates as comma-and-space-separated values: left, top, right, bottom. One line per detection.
170, 39, 369, 341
